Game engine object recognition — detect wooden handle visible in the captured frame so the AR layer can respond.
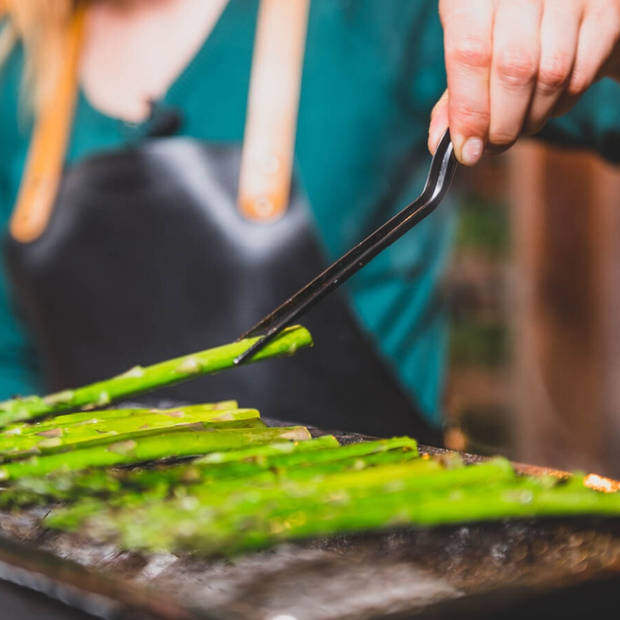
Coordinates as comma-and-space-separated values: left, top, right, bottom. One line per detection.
11, 0, 308, 235
10, 5, 86, 243
238, 0, 310, 220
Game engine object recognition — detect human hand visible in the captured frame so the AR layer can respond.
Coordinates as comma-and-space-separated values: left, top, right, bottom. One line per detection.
429, 0, 620, 165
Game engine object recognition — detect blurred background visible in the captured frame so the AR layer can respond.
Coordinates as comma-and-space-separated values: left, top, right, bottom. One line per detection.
444, 141, 620, 478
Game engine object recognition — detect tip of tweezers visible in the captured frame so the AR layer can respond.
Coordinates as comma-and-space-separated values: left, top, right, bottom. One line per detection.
233, 336, 266, 365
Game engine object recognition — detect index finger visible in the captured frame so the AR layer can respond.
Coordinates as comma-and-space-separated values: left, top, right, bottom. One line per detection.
440, 0, 493, 165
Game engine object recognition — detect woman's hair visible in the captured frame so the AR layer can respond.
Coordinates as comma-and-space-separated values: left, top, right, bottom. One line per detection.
0, 1, 77, 113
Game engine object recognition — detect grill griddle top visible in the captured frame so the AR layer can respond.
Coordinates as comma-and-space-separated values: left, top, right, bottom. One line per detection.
0, 426, 618, 619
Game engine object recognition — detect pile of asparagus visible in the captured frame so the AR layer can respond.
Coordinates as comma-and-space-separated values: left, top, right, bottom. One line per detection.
0, 324, 618, 556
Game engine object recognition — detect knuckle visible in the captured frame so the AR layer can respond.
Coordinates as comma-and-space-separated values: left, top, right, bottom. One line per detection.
447, 37, 492, 69
538, 53, 571, 93
496, 49, 537, 86
451, 101, 490, 132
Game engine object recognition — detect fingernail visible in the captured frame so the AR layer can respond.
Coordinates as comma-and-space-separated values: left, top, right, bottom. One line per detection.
461, 137, 484, 166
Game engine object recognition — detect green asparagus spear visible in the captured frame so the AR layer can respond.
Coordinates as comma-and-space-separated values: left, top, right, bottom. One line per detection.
0, 468, 123, 508
70, 459, 620, 556
1, 437, 416, 509
0, 408, 262, 459
0, 425, 311, 480
49, 458, 514, 551
44, 441, 435, 535
215, 475, 620, 554
40, 457, 469, 538
178, 454, 501, 517
0, 325, 312, 427
0, 401, 238, 438
0, 436, 341, 508
194, 435, 416, 467
142, 436, 418, 491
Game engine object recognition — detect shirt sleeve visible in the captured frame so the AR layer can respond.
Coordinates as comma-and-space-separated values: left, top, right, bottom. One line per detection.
537, 78, 620, 164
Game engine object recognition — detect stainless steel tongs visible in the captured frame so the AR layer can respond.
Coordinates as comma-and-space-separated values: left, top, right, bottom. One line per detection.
234, 129, 458, 364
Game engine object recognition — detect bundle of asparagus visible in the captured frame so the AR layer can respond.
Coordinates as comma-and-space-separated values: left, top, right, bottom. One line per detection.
1, 398, 620, 556
1, 396, 619, 558
0, 436, 412, 508
0, 423, 312, 480
0, 435, 342, 508
0, 327, 314, 485
44, 453, 620, 555
0, 323, 618, 559
0, 405, 263, 459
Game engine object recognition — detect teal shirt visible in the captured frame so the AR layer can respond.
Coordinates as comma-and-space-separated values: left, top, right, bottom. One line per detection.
1, 0, 620, 423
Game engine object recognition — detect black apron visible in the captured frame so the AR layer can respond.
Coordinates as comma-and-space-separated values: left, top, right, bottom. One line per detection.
4, 136, 443, 443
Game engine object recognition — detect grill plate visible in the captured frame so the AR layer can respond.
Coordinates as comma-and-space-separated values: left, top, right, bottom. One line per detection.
0, 424, 618, 619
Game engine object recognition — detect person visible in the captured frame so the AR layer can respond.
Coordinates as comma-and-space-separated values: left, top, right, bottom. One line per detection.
0, 0, 619, 442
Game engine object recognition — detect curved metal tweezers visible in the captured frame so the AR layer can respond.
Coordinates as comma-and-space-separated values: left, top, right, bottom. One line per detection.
234, 129, 458, 364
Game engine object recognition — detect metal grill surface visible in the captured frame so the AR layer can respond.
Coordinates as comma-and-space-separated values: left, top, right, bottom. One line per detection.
0, 425, 617, 619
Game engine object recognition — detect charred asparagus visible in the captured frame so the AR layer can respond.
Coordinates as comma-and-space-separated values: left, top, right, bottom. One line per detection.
0, 325, 312, 427
0, 425, 311, 480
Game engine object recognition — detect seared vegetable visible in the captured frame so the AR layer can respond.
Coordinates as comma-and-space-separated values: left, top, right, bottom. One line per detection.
0, 401, 238, 439
0, 367, 616, 559
45, 457, 511, 551
0, 325, 312, 427
0, 425, 311, 480
0, 436, 413, 508
45, 458, 620, 556
0, 407, 262, 459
